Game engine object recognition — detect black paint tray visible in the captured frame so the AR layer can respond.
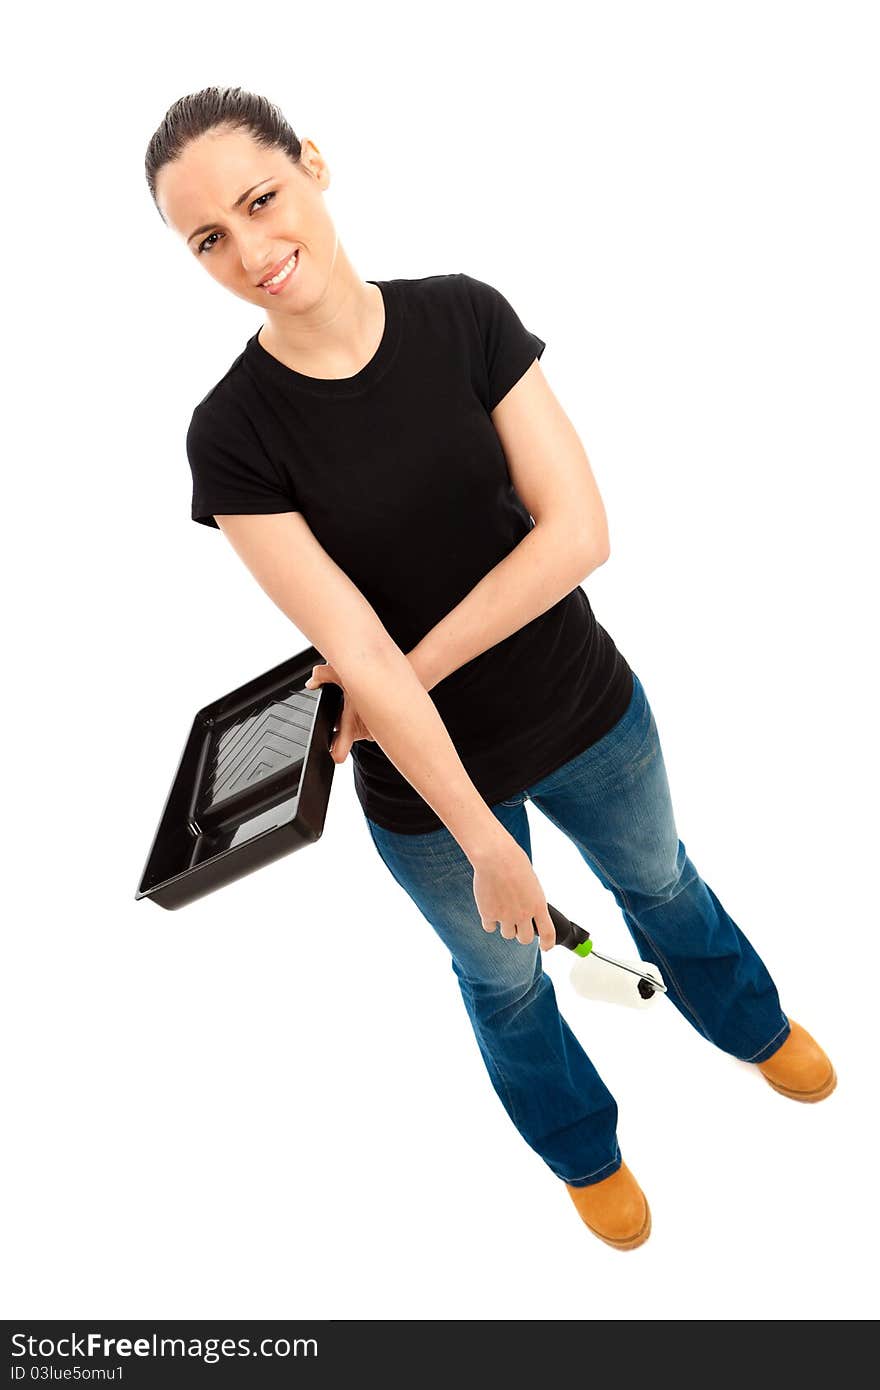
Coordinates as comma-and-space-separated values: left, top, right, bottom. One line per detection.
135, 645, 343, 910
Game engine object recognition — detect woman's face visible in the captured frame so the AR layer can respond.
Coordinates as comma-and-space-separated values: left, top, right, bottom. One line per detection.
156, 127, 337, 311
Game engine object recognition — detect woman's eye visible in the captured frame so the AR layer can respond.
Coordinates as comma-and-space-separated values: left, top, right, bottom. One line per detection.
197, 190, 277, 256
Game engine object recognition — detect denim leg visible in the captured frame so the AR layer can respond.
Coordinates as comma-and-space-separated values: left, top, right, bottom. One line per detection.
528, 673, 791, 1065
364, 808, 621, 1187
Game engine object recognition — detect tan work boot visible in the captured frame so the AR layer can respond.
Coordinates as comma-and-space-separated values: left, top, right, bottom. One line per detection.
757, 1019, 836, 1102
565, 1159, 651, 1250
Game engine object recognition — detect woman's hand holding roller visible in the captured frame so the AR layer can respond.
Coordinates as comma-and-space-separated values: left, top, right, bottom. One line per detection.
472, 835, 556, 951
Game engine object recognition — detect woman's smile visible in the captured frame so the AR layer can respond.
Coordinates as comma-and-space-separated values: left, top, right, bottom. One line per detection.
260, 248, 300, 293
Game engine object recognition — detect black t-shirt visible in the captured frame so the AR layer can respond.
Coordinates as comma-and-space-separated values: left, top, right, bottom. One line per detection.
186, 272, 634, 833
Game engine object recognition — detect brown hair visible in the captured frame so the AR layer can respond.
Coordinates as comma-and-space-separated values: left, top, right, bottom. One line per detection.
144, 85, 303, 222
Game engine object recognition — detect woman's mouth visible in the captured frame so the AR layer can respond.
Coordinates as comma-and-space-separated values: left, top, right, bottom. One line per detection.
260, 249, 300, 294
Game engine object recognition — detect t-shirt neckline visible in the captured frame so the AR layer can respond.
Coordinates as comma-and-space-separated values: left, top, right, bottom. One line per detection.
246, 279, 401, 398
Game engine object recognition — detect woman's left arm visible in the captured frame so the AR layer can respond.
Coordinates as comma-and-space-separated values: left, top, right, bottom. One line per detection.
408, 360, 611, 692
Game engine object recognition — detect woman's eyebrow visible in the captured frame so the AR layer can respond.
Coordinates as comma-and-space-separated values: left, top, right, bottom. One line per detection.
187, 177, 275, 244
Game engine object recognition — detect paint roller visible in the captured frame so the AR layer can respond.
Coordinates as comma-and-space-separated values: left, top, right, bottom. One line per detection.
545, 903, 667, 1011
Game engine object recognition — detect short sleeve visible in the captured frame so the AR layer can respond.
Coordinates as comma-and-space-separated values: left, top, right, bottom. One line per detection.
186, 398, 299, 530
459, 273, 546, 412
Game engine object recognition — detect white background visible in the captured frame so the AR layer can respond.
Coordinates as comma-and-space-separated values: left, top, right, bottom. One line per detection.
4, 0, 877, 1322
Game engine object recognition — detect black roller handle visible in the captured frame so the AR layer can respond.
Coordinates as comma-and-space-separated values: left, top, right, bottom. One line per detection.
545, 903, 591, 952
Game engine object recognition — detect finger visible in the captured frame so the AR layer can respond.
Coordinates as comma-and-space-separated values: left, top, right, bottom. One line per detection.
515, 919, 537, 945
305, 662, 331, 689
537, 912, 556, 952
332, 708, 353, 762
499, 919, 517, 941
481, 919, 498, 934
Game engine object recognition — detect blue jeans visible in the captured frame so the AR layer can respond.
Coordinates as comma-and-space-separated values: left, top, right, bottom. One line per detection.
364, 671, 790, 1188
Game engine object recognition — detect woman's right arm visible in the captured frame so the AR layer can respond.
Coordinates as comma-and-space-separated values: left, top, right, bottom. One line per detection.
213, 509, 556, 947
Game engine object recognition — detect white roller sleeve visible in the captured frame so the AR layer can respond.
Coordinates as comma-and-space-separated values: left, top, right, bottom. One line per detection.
569, 952, 665, 1010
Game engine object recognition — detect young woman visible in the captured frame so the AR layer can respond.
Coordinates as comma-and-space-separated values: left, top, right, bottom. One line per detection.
145, 86, 835, 1251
